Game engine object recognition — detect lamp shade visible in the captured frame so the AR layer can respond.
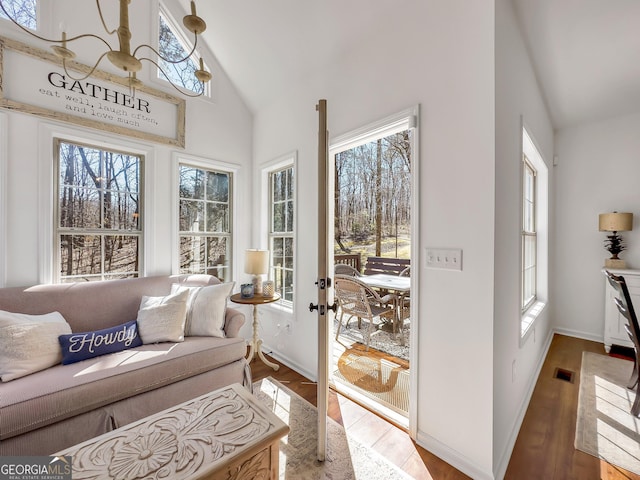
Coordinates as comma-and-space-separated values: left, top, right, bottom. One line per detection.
245, 249, 269, 275
599, 212, 633, 232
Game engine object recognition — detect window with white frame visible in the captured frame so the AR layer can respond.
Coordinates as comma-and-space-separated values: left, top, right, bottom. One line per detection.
522, 157, 536, 311
269, 164, 295, 305
55, 139, 143, 282
178, 164, 231, 281
0, 0, 36, 29
158, 6, 206, 95
520, 125, 548, 340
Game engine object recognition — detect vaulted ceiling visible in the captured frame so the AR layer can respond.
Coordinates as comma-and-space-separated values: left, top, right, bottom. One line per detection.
184, 0, 410, 113
512, 0, 640, 130
185, 0, 640, 130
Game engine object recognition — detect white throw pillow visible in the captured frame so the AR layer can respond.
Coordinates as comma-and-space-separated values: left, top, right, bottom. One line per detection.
136, 290, 189, 344
171, 282, 235, 337
0, 310, 72, 382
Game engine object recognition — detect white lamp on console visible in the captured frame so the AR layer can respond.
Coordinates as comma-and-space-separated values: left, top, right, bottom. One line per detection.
245, 249, 269, 295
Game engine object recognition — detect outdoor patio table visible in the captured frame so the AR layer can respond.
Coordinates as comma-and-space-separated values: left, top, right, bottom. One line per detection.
358, 273, 410, 345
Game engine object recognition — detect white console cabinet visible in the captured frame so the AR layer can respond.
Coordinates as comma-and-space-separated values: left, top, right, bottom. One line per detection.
603, 268, 640, 352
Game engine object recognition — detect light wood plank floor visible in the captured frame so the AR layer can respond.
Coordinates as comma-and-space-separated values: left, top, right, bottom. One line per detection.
505, 334, 640, 480
251, 334, 640, 479
250, 351, 469, 479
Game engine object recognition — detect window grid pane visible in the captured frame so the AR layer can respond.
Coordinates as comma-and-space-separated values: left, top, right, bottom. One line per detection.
522, 155, 537, 311
56, 140, 143, 282
269, 165, 295, 305
179, 165, 232, 282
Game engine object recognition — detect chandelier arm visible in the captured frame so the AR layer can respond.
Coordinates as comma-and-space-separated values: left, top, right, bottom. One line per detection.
61, 33, 113, 51
95, 0, 118, 35
133, 34, 199, 66
60, 51, 110, 82
140, 57, 204, 98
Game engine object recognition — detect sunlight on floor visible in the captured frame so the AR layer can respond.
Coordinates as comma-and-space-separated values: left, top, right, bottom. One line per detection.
595, 375, 639, 432
332, 333, 409, 428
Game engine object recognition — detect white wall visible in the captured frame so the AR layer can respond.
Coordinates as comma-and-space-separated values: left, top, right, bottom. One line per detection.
554, 112, 640, 341
494, 0, 555, 477
0, 2, 254, 288
252, 2, 497, 478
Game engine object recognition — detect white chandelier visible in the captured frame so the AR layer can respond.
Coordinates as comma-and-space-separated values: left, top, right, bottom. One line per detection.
0, 0, 212, 97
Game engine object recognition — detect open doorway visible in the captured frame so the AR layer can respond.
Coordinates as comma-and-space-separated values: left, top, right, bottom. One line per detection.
329, 108, 417, 427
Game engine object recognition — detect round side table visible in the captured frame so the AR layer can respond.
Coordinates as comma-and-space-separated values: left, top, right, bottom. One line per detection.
230, 292, 281, 371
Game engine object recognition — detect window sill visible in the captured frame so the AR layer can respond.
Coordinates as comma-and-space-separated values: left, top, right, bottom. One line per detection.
520, 300, 545, 345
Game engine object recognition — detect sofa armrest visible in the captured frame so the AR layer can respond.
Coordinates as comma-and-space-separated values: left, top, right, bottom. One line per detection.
224, 307, 245, 338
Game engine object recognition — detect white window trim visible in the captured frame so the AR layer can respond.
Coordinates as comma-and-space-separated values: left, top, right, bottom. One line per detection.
0, 112, 7, 286
259, 151, 297, 311
520, 123, 548, 344
38, 122, 155, 283
171, 152, 240, 278
151, 1, 217, 102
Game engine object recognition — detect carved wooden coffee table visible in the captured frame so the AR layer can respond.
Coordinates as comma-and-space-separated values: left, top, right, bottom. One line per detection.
55, 383, 288, 480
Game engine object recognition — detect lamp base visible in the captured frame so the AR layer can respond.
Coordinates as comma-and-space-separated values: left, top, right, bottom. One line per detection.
252, 275, 263, 295
604, 258, 626, 269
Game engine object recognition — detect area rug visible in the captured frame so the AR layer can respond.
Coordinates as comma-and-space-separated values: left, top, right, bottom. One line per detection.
575, 351, 640, 475
333, 317, 410, 362
253, 377, 412, 479
333, 351, 410, 414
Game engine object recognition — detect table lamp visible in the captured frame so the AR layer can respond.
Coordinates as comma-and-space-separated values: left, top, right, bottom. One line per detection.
245, 249, 269, 295
599, 212, 633, 269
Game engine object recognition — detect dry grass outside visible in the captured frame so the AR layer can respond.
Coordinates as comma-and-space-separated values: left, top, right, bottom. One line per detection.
335, 234, 411, 261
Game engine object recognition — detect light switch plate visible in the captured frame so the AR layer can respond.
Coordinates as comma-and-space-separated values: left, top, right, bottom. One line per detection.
425, 248, 463, 271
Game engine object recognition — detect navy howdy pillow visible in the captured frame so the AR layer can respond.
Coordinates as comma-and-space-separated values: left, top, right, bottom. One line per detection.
58, 320, 142, 365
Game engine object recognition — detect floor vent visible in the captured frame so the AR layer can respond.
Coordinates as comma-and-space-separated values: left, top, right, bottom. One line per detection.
553, 367, 575, 383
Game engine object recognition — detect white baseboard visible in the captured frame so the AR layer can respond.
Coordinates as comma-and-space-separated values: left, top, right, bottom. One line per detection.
415, 431, 494, 480
260, 342, 317, 382
553, 326, 602, 344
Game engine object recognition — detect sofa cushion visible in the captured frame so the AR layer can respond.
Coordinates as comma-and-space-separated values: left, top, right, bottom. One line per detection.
0, 311, 71, 382
171, 282, 235, 337
137, 290, 189, 344
58, 320, 143, 365
0, 336, 247, 441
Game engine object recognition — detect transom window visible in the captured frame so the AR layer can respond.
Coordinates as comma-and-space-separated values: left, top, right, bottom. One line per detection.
269, 165, 295, 305
158, 9, 205, 95
178, 165, 231, 281
55, 140, 143, 282
0, 0, 36, 30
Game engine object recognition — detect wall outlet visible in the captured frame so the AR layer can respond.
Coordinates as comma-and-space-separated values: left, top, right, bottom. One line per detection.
512, 359, 517, 383
425, 248, 463, 271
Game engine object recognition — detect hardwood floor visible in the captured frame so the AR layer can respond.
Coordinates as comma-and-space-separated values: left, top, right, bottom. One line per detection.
505, 334, 640, 480
251, 334, 639, 479
250, 353, 470, 479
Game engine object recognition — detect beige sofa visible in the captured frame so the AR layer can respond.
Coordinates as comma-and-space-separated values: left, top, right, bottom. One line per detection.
0, 274, 249, 455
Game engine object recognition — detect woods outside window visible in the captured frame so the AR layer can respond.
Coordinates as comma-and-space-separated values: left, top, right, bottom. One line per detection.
178, 165, 231, 281
269, 164, 295, 305
55, 139, 143, 282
